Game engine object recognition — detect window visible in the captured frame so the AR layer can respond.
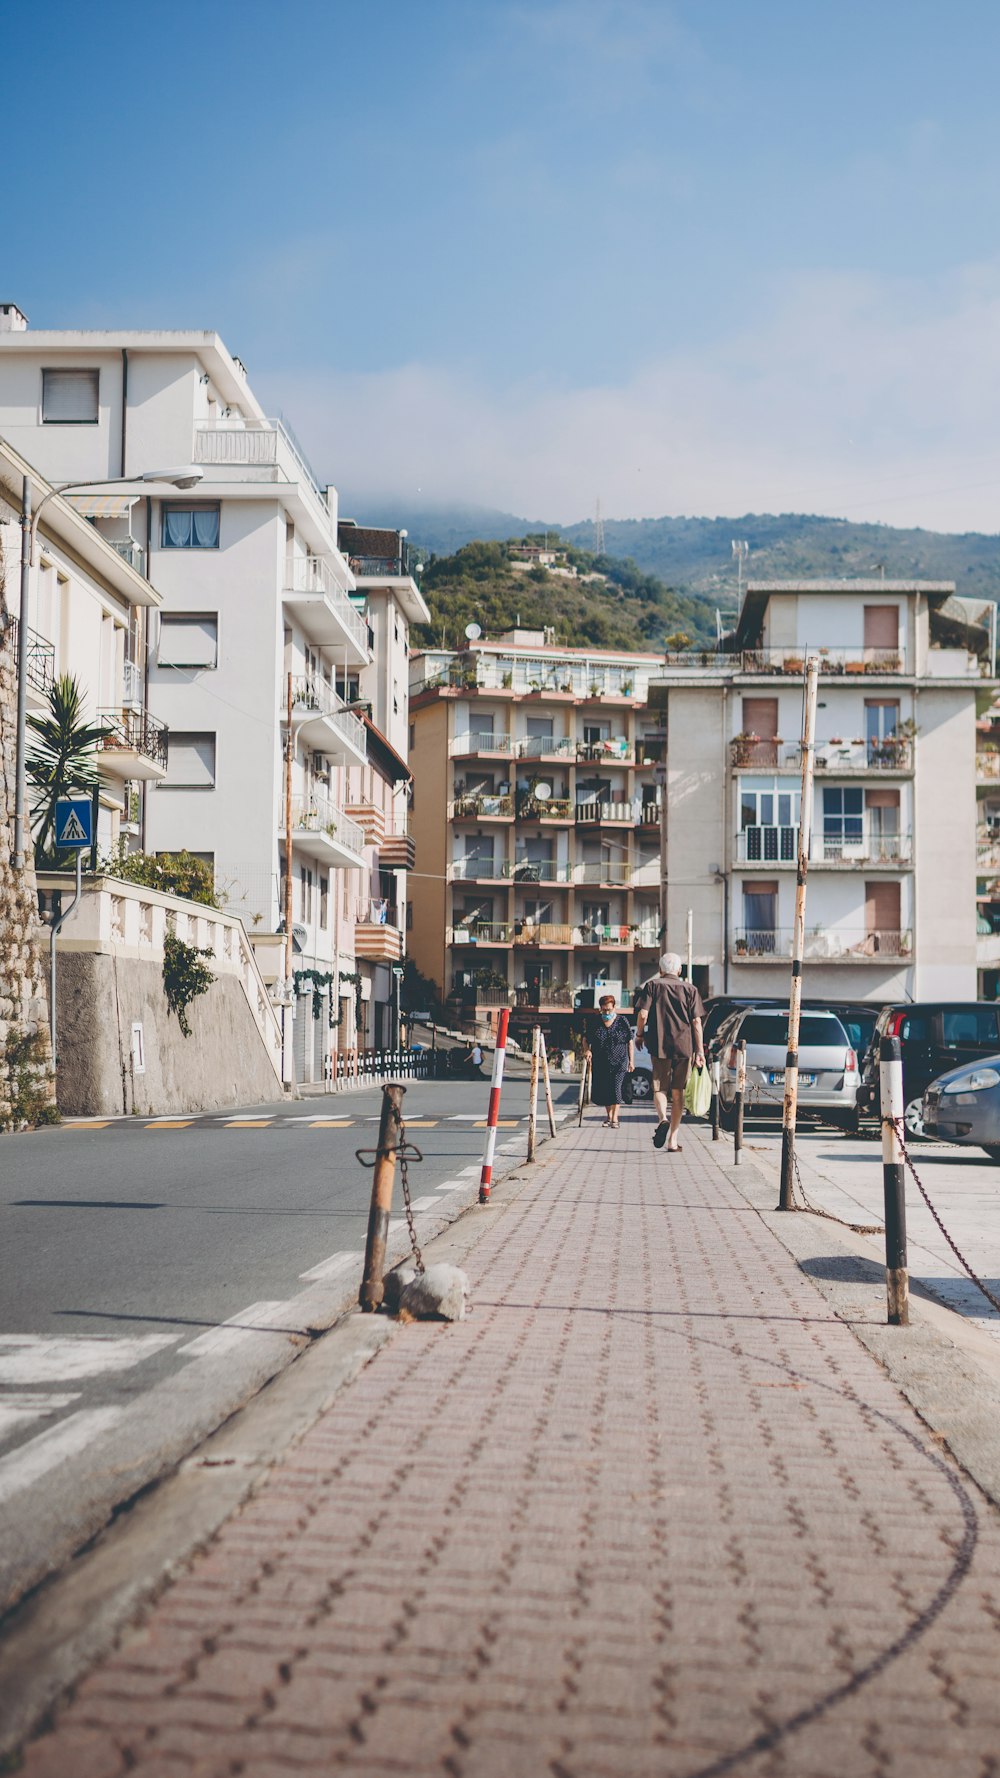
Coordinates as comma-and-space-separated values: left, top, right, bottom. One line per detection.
409, 724, 415, 751
741, 1013, 848, 1047
740, 776, 799, 860
823, 786, 863, 850
162, 732, 216, 788
161, 505, 221, 549
158, 614, 219, 668
864, 605, 899, 650
526, 717, 554, 739
320, 872, 329, 928
941, 1008, 1000, 1046
742, 881, 777, 946
42, 367, 99, 423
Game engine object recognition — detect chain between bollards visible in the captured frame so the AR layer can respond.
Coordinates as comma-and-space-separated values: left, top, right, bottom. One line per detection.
879, 1034, 909, 1325
359, 1082, 405, 1311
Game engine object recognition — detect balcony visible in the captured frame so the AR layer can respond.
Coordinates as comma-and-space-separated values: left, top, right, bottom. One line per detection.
449, 857, 507, 882
510, 859, 574, 884
514, 922, 574, 947
516, 794, 574, 821
575, 801, 634, 826
452, 986, 513, 1008
977, 748, 1000, 785
283, 796, 366, 870
451, 731, 515, 757
732, 928, 912, 962
576, 737, 631, 763
282, 557, 369, 665
193, 416, 336, 540
518, 735, 575, 760
451, 793, 513, 820
449, 923, 514, 946
978, 828, 1000, 871
109, 537, 147, 577
354, 902, 403, 963
291, 676, 368, 768
574, 862, 633, 886
379, 824, 416, 871
96, 708, 168, 781
514, 986, 574, 1010
637, 802, 661, 829
730, 736, 914, 773
6, 616, 55, 705
577, 925, 635, 951
739, 647, 906, 676
735, 828, 913, 868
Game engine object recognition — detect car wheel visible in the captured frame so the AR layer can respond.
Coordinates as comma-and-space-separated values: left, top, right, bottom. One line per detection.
982, 1145, 1000, 1164
903, 1098, 926, 1141
629, 1070, 652, 1101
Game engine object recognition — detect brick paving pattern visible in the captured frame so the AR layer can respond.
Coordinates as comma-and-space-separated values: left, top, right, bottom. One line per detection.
17, 1115, 1000, 1776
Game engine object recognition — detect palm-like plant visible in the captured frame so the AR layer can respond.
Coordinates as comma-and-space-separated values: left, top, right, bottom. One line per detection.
27, 675, 112, 865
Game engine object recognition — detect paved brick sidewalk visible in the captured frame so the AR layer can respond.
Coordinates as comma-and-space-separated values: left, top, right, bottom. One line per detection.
16, 1113, 1000, 1777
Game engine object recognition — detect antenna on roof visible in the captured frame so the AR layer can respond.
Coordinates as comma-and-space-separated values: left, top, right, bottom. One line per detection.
732, 539, 750, 597
594, 497, 605, 556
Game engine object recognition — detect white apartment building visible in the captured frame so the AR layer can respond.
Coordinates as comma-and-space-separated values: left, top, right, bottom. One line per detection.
0, 306, 428, 1078
649, 579, 991, 1003
407, 632, 665, 1042
0, 435, 165, 855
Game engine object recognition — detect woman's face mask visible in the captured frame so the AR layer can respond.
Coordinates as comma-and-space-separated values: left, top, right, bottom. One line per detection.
601, 1010, 615, 1024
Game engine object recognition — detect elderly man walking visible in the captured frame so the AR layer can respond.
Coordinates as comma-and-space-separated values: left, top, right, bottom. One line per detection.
633, 953, 705, 1153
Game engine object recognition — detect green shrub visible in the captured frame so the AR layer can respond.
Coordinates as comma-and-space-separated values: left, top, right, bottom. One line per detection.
162, 931, 214, 1036
1, 1030, 58, 1132
103, 844, 219, 908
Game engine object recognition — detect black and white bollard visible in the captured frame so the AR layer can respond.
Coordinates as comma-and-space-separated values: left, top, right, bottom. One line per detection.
711, 1058, 721, 1141
734, 1040, 746, 1166
879, 1034, 909, 1326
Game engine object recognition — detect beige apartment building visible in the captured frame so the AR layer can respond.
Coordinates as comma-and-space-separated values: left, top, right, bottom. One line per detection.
650, 578, 991, 1003
408, 632, 666, 1041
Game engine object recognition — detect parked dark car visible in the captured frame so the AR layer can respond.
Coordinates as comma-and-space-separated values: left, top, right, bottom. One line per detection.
922, 1057, 1000, 1160
856, 1002, 1000, 1138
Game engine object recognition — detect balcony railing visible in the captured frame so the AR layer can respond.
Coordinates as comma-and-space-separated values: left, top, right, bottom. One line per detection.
451, 731, 515, 755
733, 927, 912, 960
576, 737, 631, 763
449, 856, 504, 881
519, 735, 575, 759
96, 707, 168, 770
450, 923, 514, 945
122, 659, 143, 707
288, 797, 365, 855
514, 987, 574, 1009
290, 675, 367, 756
730, 736, 914, 772
109, 537, 147, 576
576, 801, 634, 825
516, 794, 573, 820
415, 657, 652, 699
577, 925, 634, 948
514, 923, 574, 946
6, 616, 55, 697
977, 748, 1000, 782
736, 828, 913, 866
511, 859, 573, 883
283, 556, 368, 656
739, 647, 905, 676
451, 793, 513, 819
454, 986, 512, 1007
194, 416, 328, 510
574, 862, 633, 885
365, 898, 400, 927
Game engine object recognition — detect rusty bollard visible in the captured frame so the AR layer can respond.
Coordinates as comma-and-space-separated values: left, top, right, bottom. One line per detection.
359, 1082, 406, 1311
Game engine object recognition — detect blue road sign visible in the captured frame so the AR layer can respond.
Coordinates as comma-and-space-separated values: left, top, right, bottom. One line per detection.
55, 797, 93, 850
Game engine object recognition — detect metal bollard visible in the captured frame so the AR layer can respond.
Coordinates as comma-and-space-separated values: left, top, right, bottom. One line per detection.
540, 1030, 557, 1138
711, 1058, 721, 1141
479, 1008, 510, 1203
734, 1040, 746, 1165
359, 1082, 405, 1311
527, 1026, 540, 1162
577, 1052, 591, 1126
879, 1034, 909, 1326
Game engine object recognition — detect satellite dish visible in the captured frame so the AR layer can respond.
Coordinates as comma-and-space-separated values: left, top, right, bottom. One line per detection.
465, 622, 482, 640
535, 782, 552, 801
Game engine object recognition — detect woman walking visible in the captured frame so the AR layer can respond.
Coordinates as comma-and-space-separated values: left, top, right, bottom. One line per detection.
585, 994, 635, 1129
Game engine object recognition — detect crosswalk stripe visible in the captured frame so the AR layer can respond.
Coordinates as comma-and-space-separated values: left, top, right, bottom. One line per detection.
178, 1302, 297, 1360
0, 1408, 124, 1508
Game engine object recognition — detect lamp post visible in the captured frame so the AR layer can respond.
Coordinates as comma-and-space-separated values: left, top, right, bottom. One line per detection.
12, 466, 203, 870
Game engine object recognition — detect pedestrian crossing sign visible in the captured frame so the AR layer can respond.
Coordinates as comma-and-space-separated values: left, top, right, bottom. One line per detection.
55, 797, 93, 850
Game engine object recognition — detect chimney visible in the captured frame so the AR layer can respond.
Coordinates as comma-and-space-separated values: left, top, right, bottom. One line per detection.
0, 304, 28, 332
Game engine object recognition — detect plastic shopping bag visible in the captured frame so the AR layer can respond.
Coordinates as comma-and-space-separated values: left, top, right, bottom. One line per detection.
684, 1062, 712, 1119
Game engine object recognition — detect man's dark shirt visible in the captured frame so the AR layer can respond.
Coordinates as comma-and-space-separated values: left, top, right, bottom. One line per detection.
633, 976, 705, 1059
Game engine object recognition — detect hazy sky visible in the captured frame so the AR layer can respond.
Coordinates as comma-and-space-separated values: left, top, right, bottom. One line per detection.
13, 0, 1000, 530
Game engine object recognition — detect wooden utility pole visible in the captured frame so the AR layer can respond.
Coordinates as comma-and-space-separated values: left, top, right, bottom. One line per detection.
656, 760, 668, 947
283, 671, 295, 1085
779, 658, 819, 1210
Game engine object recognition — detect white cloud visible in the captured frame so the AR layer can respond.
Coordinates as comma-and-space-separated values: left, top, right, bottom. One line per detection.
258, 260, 1000, 532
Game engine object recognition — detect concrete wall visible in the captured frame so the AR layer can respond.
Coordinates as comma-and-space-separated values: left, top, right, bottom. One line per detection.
409, 699, 450, 995
914, 687, 977, 998
666, 685, 727, 997
55, 953, 281, 1117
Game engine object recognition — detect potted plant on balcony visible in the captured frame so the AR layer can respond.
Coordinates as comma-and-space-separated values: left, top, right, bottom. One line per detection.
731, 730, 760, 766
782, 656, 804, 675
620, 679, 633, 696
501, 670, 513, 689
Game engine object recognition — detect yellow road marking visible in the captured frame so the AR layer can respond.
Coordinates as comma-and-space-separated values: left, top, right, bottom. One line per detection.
65, 1121, 111, 1129
146, 1120, 193, 1129
405, 1120, 439, 1128
225, 1120, 273, 1128
308, 1119, 354, 1128
474, 1119, 519, 1127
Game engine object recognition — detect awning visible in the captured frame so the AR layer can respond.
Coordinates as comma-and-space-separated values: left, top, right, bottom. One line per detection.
66, 493, 138, 519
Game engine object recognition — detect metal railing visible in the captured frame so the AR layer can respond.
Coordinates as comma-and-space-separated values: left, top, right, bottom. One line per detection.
977, 749, 1000, 782
363, 898, 400, 927
574, 861, 633, 884
576, 738, 631, 762
733, 927, 912, 960
451, 731, 515, 755
449, 856, 503, 881
576, 800, 634, 824
514, 987, 573, 1008
96, 707, 168, 769
451, 793, 514, 819
516, 795, 573, 820
109, 537, 147, 576
194, 416, 328, 510
290, 676, 367, 755
514, 922, 574, 946
510, 859, 573, 882
450, 923, 514, 944
739, 647, 905, 676
519, 735, 575, 759
122, 659, 143, 707
283, 557, 368, 656
6, 617, 55, 697
288, 796, 365, 855
730, 736, 914, 771
736, 827, 912, 865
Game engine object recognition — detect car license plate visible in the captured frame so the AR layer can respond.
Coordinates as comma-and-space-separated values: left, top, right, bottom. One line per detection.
769, 1070, 816, 1086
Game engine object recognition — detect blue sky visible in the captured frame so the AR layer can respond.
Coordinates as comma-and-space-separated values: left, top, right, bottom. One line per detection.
12, 0, 1000, 529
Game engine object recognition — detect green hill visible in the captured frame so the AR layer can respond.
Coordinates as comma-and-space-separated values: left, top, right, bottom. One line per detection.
413, 540, 716, 653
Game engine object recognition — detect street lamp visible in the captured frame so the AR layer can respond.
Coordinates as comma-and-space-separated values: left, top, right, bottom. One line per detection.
12, 467, 204, 869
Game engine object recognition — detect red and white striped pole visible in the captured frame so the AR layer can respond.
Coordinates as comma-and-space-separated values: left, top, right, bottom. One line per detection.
479, 1008, 510, 1204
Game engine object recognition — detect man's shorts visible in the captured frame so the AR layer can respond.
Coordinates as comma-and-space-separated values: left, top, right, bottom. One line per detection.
651, 1053, 691, 1094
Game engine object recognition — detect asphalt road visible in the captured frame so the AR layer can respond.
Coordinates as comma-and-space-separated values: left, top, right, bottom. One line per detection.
0, 1067, 579, 1616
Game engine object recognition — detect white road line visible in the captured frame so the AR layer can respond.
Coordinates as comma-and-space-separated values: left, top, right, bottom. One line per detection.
0, 1392, 80, 1442
435, 1180, 467, 1191
299, 1249, 362, 1283
0, 1335, 178, 1385
0, 1408, 123, 1508
178, 1302, 299, 1360
406, 1195, 442, 1214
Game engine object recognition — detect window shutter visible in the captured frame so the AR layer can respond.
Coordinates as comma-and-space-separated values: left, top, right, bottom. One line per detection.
164, 732, 216, 787
158, 616, 219, 667
863, 606, 899, 649
42, 368, 99, 422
